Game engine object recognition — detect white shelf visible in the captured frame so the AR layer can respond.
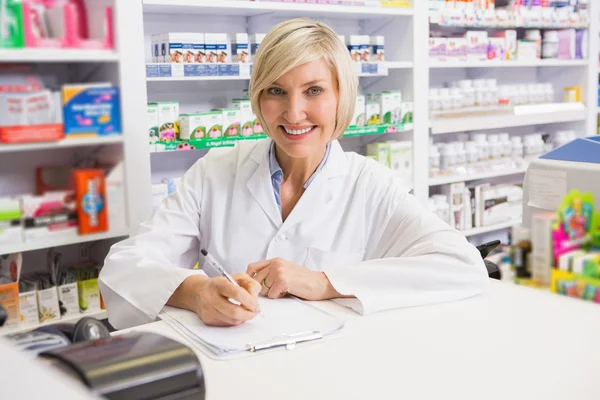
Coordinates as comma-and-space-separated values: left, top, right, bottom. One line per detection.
0, 310, 108, 337
430, 59, 589, 69
142, 0, 413, 18
429, 166, 528, 186
461, 219, 521, 237
0, 229, 130, 255
430, 107, 587, 135
0, 49, 119, 63
0, 136, 124, 153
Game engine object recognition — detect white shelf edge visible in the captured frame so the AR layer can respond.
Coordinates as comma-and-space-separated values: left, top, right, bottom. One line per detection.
0, 49, 119, 63
0, 310, 108, 337
461, 219, 521, 237
430, 59, 589, 69
0, 229, 130, 255
0, 136, 124, 153
142, 0, 414, 17
429, 166, 528, 186
431, 108, 587, 135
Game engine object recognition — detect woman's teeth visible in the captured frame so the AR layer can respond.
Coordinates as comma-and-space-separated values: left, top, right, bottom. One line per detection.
284, 127, 313, 135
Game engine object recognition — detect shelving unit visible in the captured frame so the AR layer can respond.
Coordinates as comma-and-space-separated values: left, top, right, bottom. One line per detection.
461, 219, 521, 237
429, 166, 528, 186
0, 310, 107, 337
429, 59, 590, 69
0, 49, 120, 63
0, 136, 125, 153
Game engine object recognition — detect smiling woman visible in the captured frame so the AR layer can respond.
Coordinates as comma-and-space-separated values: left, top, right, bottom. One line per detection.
99, 18, 489, 330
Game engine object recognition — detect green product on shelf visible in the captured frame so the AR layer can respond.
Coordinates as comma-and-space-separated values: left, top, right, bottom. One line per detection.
0, 1, 24, 49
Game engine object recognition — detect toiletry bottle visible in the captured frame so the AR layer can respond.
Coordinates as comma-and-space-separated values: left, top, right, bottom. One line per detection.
429, 144, 441, 177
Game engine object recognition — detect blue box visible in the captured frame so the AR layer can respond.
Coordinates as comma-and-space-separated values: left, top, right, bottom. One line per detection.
62, 85, 122, 137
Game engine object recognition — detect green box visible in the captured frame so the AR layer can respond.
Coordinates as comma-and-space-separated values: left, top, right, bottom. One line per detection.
0, 2, 24, 49
77, 278, 101, 313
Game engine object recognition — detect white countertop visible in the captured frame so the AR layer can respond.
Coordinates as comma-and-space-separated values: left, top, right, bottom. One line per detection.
118, 280, 600, 400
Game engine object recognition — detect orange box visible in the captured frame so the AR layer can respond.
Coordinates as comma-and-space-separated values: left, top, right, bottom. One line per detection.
72, 169, 109, 235
0, 283, 20, 327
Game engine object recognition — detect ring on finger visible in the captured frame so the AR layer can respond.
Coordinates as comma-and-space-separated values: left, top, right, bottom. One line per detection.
262, 279, 271, 290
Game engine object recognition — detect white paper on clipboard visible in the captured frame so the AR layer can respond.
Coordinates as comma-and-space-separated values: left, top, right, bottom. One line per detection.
527, 169, 567, 210
161, 297, 345, 357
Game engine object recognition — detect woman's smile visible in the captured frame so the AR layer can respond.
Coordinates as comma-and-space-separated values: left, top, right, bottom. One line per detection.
280, 125, 318, 140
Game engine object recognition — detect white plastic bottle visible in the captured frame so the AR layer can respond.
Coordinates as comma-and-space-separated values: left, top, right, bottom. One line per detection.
511, 136, 524, 166
487, 134, 502, 166
554, 131, 570, 149
439, 88, 452, 111
472, 133, 489, 168
473, 79, 487, 107
459, 80, 475, 108
454, 141, 467, 175
440, 143, 457, 175
498, 133, 512, 164
543, 83, 554, 103
450, 88, 463, 110
432, 194, 450, 224
429, 144, 441, 177
485, 79, 499, 107
465, 141, 479, 171
429, 88, 442, 112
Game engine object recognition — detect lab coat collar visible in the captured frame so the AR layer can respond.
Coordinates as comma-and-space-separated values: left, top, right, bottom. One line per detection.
245, 139, 349, 230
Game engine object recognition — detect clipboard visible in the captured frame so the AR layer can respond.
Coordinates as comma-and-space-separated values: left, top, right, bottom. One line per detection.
160, 297, 346, 358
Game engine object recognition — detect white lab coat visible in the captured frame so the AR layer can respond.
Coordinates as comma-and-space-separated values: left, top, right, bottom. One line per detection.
100, 139, 488, 329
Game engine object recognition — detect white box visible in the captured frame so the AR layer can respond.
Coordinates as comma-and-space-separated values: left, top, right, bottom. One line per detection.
365, 102, 381, 125
19, 290, 39, 326
390, 141, 412, 188
232, 98, 254, 135
429, 37, 448, 61
194, 33, 205, 63
57, 283, 79, 318
216, 33, 230, 63
164, 32, 188, 63
205, 33, 217, 63
36, 286, 60, 323
442, 182, 467, 230
232, 33, 250, 63
466, 31, 488, 61
152, 101, 179, 142
360, 35, 370, 63
251, 33, 265, 57
480, 185, 523, 227
347, 35, 361, 63
370, 36, 385, 62
147, 103, 159, 145
447, 37, 468, 61
350, 95, 365, 127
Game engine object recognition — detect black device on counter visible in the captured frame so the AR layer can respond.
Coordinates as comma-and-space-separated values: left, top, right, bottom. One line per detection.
39, 331, 205, 400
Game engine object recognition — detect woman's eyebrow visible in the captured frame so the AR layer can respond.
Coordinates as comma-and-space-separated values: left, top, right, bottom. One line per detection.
271, 79, 326, 87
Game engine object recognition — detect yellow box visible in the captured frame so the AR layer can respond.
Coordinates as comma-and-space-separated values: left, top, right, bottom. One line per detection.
77, 278, 101, 313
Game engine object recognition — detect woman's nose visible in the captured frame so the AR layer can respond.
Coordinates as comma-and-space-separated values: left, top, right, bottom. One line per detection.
284, 95, 307, 123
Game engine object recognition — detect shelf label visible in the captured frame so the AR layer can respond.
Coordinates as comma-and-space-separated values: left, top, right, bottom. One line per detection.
361, 63, 378, 75
183, 64, 207, 77
218, 64, 240, 76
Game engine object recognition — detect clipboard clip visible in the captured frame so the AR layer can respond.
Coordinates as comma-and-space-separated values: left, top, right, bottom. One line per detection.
247, 331, 323, 352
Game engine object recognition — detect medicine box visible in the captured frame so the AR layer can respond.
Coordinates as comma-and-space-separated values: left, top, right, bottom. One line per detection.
232, 99, 254, 136
181, 111, 223, 140
205, 33, 218, 63
373, 92, 394, 124
58, 282, 80, 318
370, 36, 384, 62
232, 33, 250, 63
151, 101, 179, 142
72, 169, 108, 235
429, 37, 448, 61
0, 283, 19, 327
36, 286, 60, 323
466, 31, 488, 61
367, 142, 391, 168
216, 33, 229, 63
365, 102, 381, 125
77, 278, 101, 313
62, 84, 121, 137
215, 108, 241, 137
194, 33, 205, 63
447, 38, 468, 60
19, 290, 40, 326
347, 35, 361, 62
359, 35, 370, 63
148, 104, 159, 145
350, 95, 366, 128
487, 38, 505, 61
21, 191, 78, 241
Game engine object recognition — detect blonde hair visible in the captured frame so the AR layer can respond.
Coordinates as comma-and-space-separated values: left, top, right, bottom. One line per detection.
249, 18, 358, 140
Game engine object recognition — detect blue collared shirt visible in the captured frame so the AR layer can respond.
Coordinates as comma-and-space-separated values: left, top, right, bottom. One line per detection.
269, 141, 331, 211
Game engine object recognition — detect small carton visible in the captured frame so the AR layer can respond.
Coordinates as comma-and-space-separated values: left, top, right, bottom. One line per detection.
370, 36, 385, 62
147, 103, 159, 145
367, 142, 391, 168
466, 31, 488, 61
205, 33, 218, 64
494, 30, 517, 60
360, 35, 371, 63
350, 95, 366, 127
232, 98, 254, 136
19, 290, 39, 326
165, 32, 186, 63
447, 37, 468, 60
232, 33, 250, 63
183, 111, 223, 140
400, 101, 413, 125
152, 101, 179, 142
347, 35, 362, 62
194, 33, 206, 63
21, 192, 77, 241
487, 37, 505, 61
0, 283, 19, 327
182, 33, 196, 64
429, 37, 448, 61
58, 282, 79, 318
250, 33, 265, 57
77, 278, 101, 313
72, 169, 108, 235
390, 141, 413, 187
389, 91, 402, 124
216, 33, 229, 64
366, 102, 381, 125
36, 286, 60, 323
214, 108, 241, 138
374, 92, 394, 124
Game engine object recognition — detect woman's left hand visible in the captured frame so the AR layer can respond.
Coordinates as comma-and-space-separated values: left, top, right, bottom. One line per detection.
246, 258, 338, 301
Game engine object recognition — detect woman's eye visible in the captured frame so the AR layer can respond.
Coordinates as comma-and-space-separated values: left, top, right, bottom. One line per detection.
267, 87, 284, 96
307, 87, 323, 96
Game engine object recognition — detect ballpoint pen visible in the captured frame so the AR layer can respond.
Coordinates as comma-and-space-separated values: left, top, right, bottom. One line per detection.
200, 249, 264, 317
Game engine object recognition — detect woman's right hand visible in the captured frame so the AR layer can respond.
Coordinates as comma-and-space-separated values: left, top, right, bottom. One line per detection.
177, 274, 261, 327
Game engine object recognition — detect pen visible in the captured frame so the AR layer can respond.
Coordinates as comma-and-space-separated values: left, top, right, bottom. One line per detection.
200, 249, 264, 317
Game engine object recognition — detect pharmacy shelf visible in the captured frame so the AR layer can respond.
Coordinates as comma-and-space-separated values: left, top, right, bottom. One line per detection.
430, 59, 590, 69
0, 49, 119, 63
0, 229, 130, 255
461, 219, 521, 237
0, 136, 124, 153
0, 310, 108, 337
429, 166, 528, 186
430, 107, 587, 135
142, 0, 413, 18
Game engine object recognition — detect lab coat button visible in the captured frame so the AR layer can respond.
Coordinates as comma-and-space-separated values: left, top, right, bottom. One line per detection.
275, 234, 287, 243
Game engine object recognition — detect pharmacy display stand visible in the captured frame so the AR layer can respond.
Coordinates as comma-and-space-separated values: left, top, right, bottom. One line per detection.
0, 1, 149, 335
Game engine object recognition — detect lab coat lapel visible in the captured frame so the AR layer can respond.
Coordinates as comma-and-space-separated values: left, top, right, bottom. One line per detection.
245, 139, 282, 227
280, 140, 349, 231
